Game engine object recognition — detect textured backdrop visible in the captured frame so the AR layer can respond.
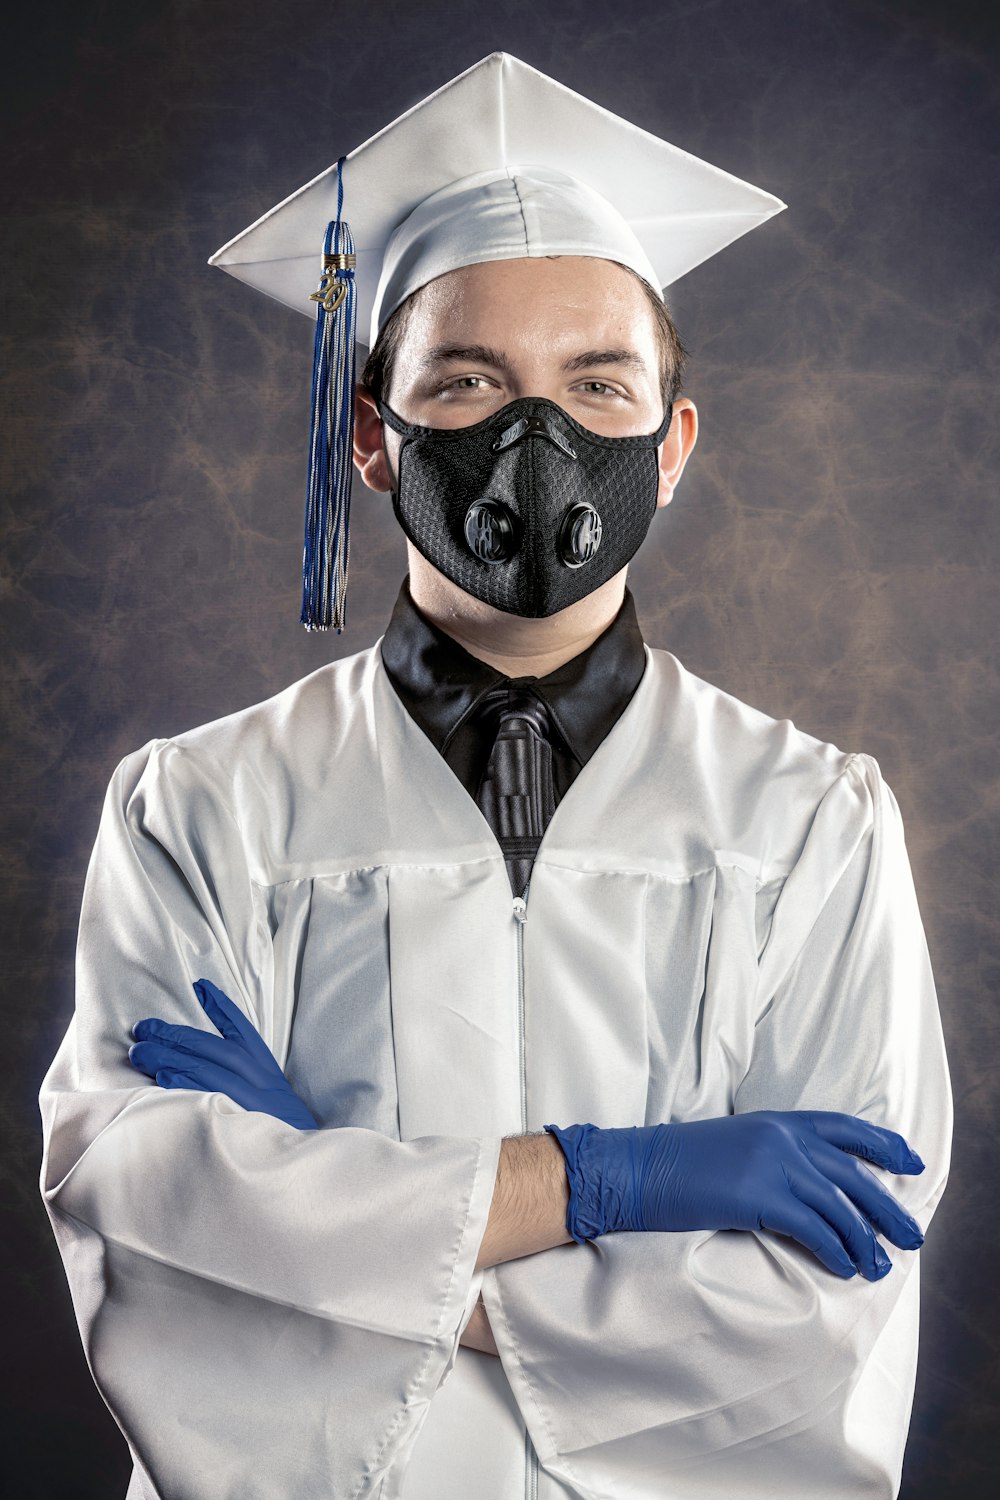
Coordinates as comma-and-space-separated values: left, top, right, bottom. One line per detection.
4, 1, 997, 1494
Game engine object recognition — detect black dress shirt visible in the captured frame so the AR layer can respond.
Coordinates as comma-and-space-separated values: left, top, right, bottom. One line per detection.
379, 574, 648, 809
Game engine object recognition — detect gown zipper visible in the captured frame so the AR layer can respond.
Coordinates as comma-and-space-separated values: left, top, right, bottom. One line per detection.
512, 891, 528, 1134
512, 886, 539, 1500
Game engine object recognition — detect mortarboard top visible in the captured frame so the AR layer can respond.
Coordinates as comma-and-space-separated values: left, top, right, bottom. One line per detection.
208, 51, 786, 348
206, 52, 787, 632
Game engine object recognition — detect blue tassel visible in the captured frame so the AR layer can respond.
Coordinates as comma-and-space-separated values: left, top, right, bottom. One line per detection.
301, 155, 357, 632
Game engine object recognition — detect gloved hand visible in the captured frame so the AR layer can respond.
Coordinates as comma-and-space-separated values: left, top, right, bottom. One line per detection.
128, 977, 319, 1131
544, 1111, 926, 1280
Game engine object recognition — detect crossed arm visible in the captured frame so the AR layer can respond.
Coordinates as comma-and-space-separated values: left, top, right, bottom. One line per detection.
126, 978, 925, 1360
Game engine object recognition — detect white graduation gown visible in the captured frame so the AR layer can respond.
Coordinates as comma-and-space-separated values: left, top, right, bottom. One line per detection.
37, 637, 953, 1500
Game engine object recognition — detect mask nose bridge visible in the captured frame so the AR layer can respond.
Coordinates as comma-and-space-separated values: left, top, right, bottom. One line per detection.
491, 407, 578, 461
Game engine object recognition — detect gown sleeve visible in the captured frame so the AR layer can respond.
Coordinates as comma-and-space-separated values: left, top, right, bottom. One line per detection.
479, 751, 953, 1500
37, 737, 501, 1500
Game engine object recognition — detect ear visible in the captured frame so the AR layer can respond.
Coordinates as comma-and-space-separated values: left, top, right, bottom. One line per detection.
352, 383, 393, 492
655, 397, 698, 509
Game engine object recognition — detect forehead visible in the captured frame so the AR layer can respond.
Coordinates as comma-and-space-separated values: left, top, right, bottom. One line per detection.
399, 254, 659, 353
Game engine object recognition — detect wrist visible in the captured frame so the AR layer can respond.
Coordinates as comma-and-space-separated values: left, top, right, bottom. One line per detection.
544, 1122, 643, 1241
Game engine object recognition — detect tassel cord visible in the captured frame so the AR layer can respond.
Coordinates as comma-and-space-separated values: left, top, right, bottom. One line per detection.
301, 155, 356, 632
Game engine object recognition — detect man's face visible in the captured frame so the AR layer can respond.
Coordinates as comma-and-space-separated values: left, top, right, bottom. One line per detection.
381, 255, 670, 481
351, 252, 699, 611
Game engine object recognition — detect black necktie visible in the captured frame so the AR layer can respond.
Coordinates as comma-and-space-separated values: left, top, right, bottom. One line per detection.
474, 685, 558, 899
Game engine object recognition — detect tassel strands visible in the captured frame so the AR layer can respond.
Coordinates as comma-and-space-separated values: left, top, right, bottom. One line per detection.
301, 156, 357, 632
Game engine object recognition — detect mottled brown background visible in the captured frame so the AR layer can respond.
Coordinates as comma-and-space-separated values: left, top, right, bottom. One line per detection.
3, 0, 997, 1494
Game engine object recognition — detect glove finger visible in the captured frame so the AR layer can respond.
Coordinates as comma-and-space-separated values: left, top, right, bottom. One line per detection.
153, 1054, 287, 1117
129, 1037, 268, 1091
151, 1062, 242, 1098
130, 1019, 274, 1090
787, 1156, 892, 1281
155, 1055, 317, 1131
801, 1110, 923, 1174
129, 1039, 194, 1079
759, 1194, 858, 1279
806, 1136, 925, 1251
192, 979, 284, 1076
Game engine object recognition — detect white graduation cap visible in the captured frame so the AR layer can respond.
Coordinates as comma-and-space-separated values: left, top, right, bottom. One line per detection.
208, 51, 786, 632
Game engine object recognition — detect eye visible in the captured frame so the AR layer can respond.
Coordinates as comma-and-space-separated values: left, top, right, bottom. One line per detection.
576, 380, 625, 398
438, 375, 494, 393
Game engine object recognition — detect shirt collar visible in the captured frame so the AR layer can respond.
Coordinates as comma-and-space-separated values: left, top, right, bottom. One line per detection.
379, 573, 648, 769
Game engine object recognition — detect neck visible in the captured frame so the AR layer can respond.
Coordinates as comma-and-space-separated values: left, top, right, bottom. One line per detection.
407, 554, 628, 678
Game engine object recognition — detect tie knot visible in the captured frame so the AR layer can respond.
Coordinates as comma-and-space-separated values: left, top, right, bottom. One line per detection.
475, 683, 551, 739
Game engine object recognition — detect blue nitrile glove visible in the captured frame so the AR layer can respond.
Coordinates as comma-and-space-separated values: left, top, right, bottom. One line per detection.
128, 977, 319, 1131
544, 1112, 927, 1281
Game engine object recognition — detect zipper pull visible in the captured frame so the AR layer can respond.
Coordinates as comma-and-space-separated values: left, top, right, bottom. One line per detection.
512, 896, 527, 924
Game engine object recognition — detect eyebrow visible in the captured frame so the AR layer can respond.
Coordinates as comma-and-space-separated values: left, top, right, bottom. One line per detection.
419, 342, 649, 376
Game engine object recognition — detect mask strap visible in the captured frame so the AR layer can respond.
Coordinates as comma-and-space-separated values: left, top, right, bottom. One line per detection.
376, 397, 424, 438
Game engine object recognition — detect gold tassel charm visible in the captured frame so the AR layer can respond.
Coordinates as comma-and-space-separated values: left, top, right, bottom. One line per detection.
309, 252, 358, 314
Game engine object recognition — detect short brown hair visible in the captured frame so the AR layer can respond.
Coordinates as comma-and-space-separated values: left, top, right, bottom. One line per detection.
360, 259, 687, 415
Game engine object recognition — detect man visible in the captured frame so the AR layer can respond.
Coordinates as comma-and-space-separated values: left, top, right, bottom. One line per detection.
38, 52, 952, 1500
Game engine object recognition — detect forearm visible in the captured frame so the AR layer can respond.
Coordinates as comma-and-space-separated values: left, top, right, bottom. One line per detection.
462, 1131, 572, 1357
475, 1130, 572, 1271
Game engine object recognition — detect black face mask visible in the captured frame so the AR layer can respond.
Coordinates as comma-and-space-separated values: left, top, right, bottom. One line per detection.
377, 394, 673, 618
